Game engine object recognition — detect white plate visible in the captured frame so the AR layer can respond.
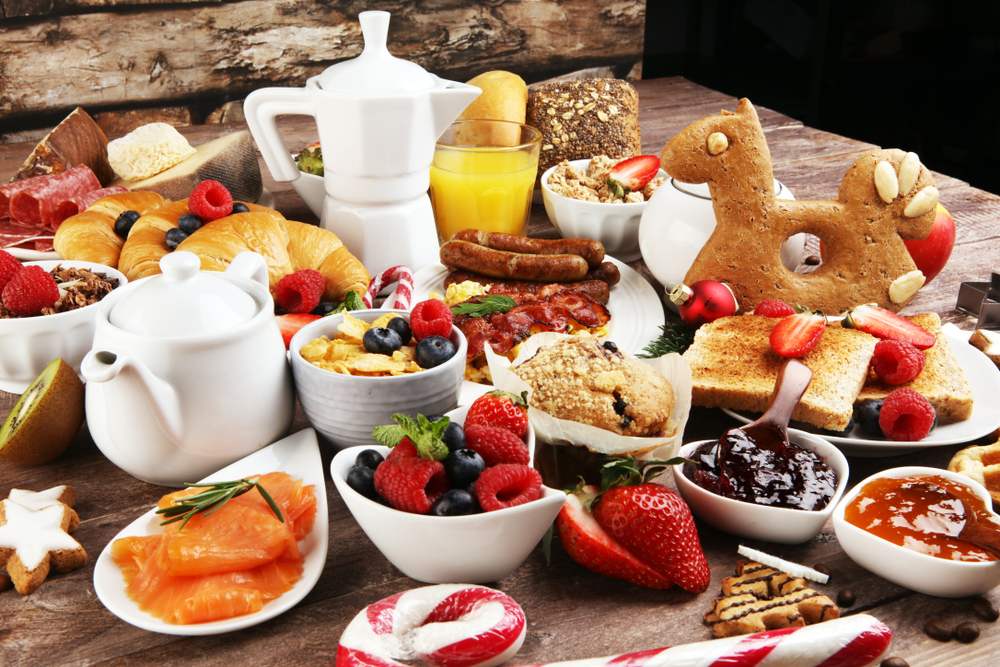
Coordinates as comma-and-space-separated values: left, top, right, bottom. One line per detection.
93, 428, 328, 635
723, 326, 1000, 457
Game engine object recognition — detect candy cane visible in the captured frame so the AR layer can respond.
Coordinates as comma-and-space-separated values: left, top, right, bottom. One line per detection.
364, 266, 415, 310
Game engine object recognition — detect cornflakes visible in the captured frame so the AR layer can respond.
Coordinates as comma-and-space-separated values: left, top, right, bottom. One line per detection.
302, 314, 427, 377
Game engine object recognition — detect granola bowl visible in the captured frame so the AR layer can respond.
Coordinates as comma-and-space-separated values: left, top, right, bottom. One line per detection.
0, 260, 127, 393
541, 158, 667, 262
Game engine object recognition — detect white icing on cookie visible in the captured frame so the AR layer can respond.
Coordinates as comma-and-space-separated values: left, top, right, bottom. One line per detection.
0, 499, 82, 571
978, 329, 1000, 355
8, 486, 72, 511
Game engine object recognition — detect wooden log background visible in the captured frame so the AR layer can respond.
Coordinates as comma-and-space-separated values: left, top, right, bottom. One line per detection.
0, 0, 646, 134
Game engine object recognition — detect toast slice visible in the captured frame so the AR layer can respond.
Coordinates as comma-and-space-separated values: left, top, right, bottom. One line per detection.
683, 315, 876, 431
855, 313, 973, 422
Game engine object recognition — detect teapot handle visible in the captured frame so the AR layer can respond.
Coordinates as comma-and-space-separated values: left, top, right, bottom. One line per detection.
227, 251, 271, 289
244, 88, 316, 183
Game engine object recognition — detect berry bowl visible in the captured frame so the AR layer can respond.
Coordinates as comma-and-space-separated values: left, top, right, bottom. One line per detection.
832, 466, 1000, 597
290, 308, 467, 449
0, 259, 127, 393
331, 404, 565, 583
671, 431, 849, 544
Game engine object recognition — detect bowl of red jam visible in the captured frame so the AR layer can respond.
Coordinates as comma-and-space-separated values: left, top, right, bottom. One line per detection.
672, 430, 849, 544
832, 466, 1000, 597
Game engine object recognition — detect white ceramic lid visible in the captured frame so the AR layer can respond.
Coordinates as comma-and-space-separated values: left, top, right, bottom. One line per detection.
313, 11, 438, 95
109, 251, 258, 337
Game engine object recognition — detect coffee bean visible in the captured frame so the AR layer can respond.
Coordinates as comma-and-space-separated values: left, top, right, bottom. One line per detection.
955, 621, 980, 644
923, 618, 953, 642
813, 563, 832, 577
880, 658, 909, 667
837, 588, 856, 607
971, 596, 1000, 622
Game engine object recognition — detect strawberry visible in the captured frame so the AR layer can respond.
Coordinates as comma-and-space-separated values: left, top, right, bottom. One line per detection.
843, 304, 937, 350
606, 155, 661, 199
465, 390, 529, 439
276, 313, 320, 349
769, 311, 826, 358
753, 299, 795, 318
556, 486, 674, 589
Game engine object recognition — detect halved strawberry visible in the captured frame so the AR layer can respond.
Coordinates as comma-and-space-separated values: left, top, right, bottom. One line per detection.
606, 155, 661, 199
276, 313, 320, 349
843, 305, 936, 350
769, 311, 826, 358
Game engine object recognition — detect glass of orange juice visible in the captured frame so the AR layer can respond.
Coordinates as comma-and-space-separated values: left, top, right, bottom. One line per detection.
430, 120, 542, 244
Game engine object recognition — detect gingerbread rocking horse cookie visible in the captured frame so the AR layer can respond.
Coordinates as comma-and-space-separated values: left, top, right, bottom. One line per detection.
659, 99, 939, 314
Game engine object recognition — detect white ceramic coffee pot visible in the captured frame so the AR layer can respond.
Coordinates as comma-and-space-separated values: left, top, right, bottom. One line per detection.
244, 10, 481, 275
80, 251, 295, 486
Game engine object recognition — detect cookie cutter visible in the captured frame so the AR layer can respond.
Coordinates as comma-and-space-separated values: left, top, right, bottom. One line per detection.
956, 272, 1000, 329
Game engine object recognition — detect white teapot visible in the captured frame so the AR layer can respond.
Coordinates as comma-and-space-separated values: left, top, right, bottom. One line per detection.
81, 251, 295, 486
244, 10, 481, 275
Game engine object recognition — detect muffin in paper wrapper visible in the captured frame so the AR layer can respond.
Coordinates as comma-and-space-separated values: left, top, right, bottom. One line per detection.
485, 332, 692, 461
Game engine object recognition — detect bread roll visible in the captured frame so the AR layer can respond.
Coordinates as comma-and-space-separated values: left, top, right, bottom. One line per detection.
455, 71, 528, 147
53, 191, 168, 267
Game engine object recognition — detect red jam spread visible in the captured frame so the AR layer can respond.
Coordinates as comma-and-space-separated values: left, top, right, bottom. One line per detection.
682, 428, 837, 511
844, 474, 999, 562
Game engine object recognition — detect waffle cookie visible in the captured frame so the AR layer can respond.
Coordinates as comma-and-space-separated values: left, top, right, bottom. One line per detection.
970, 329, 1000, 370
949, 439, 1000, 505
705, 560, 839, 638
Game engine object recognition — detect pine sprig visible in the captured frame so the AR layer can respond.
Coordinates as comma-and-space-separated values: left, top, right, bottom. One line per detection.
636, 322, 695, 358
156, 477, 284, 530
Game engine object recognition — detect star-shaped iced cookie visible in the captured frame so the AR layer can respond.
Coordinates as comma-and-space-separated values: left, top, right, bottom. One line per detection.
6, 486, 79, 532
0, 498, 87, 594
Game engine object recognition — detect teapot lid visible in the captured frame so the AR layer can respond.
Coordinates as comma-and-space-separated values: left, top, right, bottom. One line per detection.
313, 11, 438, 95
110, 251, 258, 337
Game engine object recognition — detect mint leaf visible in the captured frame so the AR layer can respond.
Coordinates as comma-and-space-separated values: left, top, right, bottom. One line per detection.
372, 424, 405, 447
330, 290, 365, 315
390, 414, 449, 461
450, 295, 517, 318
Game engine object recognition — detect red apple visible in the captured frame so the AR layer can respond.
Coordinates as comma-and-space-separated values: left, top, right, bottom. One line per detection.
903, 203, 955, 285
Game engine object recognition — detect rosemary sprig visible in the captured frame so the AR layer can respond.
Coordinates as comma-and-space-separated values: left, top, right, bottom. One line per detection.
156, 477, 284, 530
635, 322, 695, 358
450, 294, 517, 318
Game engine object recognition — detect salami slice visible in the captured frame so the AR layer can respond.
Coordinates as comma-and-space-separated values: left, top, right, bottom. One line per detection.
51, 185, 129, 229
1, 174, 58, 220
9, 164, 101, 230
0, 220, 55, 251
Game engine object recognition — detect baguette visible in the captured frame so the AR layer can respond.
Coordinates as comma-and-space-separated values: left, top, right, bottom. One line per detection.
53, 191, 168, 267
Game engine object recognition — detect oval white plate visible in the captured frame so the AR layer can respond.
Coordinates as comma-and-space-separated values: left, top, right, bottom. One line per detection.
93, 428, 328, 635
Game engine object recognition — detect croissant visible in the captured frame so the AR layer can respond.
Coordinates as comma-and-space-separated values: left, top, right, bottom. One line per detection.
53, 191, 167, 267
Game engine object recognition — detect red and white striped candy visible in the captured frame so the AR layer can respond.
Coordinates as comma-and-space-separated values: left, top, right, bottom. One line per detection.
338, 584, 527, 667
363, 265, 414, 311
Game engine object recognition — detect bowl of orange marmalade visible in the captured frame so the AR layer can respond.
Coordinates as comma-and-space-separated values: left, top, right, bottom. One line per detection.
833, 466, 1000, 597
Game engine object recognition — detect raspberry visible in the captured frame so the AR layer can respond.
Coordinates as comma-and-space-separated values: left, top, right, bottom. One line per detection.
2, 265, 59, 316
374, 456, 449, 514
753, 299, 795, 318
871, 340, 926, 385
465, 424, 530, 467
878, 388, 936, 441
474, 464, 542, 512
188, 180, 234, 221
387, 437, 419, 461
466, 390, 529, 439
0, 250, 22, 292
275, 269, 325, 313
410, 299, 452, 341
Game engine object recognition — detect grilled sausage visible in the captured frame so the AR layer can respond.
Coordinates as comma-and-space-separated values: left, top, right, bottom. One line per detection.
440, 240, 590, 282
444, 270, 611, 304
451, 229, 605, 267
584, 261, 621, 287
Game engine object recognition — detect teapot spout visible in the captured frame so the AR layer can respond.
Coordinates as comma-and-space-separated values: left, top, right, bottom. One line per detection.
431, 82, 482, 139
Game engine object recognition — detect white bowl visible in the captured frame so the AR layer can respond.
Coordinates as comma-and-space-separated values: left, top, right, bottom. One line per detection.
331, 404, 564, 583
289, 169, 325, 219
672, 430, 849, 544
832, 466, 1000, 597
540, 158, 668, 262
290, 309, 467, 449
0, 260, 127, 393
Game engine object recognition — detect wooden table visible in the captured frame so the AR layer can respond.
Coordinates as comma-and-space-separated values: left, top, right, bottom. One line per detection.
2, 77, 999, 667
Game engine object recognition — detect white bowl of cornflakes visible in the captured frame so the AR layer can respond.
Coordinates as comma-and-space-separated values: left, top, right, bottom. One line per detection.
289, 309, 468, 449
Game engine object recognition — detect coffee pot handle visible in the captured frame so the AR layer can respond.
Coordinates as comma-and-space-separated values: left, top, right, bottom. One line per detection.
244, 88, 316, 183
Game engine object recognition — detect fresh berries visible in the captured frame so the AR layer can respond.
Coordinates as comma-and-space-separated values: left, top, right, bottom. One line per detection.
465, 424, 530, 467
387, 316, 413, 346
165, 227, 188, 250
374, 455, 449, 514
2, 265, 60, 316
0, 250, 22, 292
754, 299, 796, 318
363, 327, 403, 356
231, 202, 251, 214
431, 489, 478, 516
466, 390, 529, 440
415, 335, 456, 368
872, 340, 926, 385
276, 313, 320, 348
878, 388, 937, 441
346, 464, 378, 500
843, 305, 937, 350
769, 311, 826, 358
444, 448, 486, 489
606, 155, 661, 199
276, 269, 325, 313
410, 299, 453, 341
474, 464, 542, 512
188, 180, 234, 221
857, 400, 885, 438
113, 210, 141, 239
177, 213, 205, 235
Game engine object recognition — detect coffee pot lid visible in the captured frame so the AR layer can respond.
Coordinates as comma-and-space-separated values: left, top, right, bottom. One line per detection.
110, 251, 258, 337
313, 11, 438, 95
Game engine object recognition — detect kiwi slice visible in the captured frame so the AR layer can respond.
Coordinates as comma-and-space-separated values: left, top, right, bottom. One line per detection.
0, 358, 85, 465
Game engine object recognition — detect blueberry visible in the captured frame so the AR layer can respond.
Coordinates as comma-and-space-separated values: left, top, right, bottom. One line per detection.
415, 335, 456, 368
857, 400, 885, 438
177, 213, 204, 234
355, 449, 384, 471
231, 202, 251, 214
114, 210, 140, 239
820, 416, 855, 437
387, 317, 412, 346
602, 340, 619, 354
444, 448, 485, 488
442, 422, 466, 452
165, 227, 189, 250
346, 465, 378, 499
312, 301, 336, 316
363, 327, 402, 355
430, 489, 479, 516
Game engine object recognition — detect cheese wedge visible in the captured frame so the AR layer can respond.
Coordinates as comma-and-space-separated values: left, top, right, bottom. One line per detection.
107, 123, 197, 181
14, 108, 114, 186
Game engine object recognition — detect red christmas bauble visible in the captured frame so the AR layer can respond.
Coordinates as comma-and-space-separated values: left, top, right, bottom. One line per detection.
670, 280, 738, 328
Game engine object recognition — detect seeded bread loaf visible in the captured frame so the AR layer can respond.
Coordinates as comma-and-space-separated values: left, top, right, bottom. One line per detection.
526, 79, 640, 176
683, 315, 877, 431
